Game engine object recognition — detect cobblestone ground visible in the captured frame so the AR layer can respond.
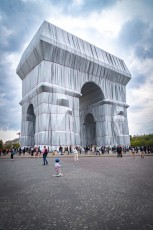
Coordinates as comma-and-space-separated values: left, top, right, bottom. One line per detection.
0, 156, 153, 230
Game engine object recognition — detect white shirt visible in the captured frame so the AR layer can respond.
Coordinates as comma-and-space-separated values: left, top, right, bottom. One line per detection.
73, 149, 78, 154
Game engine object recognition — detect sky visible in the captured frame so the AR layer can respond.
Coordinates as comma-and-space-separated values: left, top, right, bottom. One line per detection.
0, 0, 153, 142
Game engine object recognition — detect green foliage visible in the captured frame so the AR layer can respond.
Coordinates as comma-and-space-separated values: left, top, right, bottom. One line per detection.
13, 143, 20, 149
0, 140, 20, 150
4, 143, 12, 150
130, 134, 153, 147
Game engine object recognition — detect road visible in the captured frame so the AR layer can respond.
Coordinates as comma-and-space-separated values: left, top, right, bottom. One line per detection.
0, 156, 153, 230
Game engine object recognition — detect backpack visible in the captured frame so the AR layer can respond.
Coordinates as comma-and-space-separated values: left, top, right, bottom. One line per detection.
44, 148, 48, 154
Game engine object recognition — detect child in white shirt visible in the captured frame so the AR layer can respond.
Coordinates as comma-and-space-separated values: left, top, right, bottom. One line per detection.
54, 158, 62, 176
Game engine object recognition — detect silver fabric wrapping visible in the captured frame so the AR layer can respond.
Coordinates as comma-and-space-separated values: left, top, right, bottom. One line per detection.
17, 21, 131, 149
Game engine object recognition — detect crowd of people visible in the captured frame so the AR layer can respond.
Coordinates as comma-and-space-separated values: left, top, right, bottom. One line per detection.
0, 145, 153, 157
0, 145, 153, 176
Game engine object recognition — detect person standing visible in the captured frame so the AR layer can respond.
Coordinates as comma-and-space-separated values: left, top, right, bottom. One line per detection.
101, 146, 104, 154
131, 147, 135, 159
74, 146, 79, 162
10, 148, 15, 160
19, 147, 21, 156
69, 145, 72, 154
140, 147, 144, 159
96, 146, 100, 155
42, 146, 48, 165
117, 146, 122, 157
38, 146, 41, 158
59, 146, 63, 155
54, 158, 62, 176
34, 146, 38, 158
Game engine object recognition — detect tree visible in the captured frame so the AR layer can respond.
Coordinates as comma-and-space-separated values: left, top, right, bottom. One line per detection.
0, 140, 3, 149
13, 143, 20, 149
130, 134, 153, 147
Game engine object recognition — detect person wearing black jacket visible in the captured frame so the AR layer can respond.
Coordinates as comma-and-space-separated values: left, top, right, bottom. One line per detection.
117, 146, 122, 157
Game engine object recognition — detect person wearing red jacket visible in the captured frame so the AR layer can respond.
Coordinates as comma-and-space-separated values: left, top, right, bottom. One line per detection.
42, 146, 48, 165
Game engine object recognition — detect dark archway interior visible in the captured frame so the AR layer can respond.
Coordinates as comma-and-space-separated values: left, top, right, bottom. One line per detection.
80, 82, 104, 147
26, 104, 36, 146
83, 113, 96, 146
27, 104, 35, 121
80, 82, 104, 109
84, 113, 95, 124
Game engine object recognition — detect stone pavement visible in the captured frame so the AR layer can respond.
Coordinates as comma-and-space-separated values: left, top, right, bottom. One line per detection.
1, 150, 153, 159
0, 157, 153, 230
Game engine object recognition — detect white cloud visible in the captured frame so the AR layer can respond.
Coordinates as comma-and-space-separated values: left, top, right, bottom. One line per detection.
0, 130, 20, 142
0, 93, 7, 107
47, 11, 118, 55
72, 0, 84, 7
126, 56, 153, 135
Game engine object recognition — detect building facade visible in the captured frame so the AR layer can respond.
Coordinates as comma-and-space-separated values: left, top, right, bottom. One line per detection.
16, 21, 131, 149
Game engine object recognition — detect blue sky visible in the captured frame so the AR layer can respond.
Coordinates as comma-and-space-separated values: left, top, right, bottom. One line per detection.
0, 0, 153, 142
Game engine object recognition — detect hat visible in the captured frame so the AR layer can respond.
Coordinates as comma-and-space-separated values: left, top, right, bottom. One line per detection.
55, 158, 60, 162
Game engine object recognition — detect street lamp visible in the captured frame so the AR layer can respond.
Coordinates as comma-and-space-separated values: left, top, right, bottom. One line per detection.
16, 132, 20, 144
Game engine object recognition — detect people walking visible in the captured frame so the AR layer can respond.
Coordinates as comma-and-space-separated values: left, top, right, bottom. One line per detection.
42, 146, 48, 165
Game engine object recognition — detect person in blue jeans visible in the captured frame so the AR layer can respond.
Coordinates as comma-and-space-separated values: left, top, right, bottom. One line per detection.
42, 146, 48, 165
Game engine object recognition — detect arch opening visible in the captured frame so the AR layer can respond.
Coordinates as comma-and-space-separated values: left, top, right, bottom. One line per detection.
26, 104, 36, 146
83, 113, 96, 147
80, 82, 104, 147
80, 82, 104, 109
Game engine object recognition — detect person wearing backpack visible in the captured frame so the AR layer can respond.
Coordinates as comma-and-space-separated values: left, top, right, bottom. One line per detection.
42, 146, 48, 165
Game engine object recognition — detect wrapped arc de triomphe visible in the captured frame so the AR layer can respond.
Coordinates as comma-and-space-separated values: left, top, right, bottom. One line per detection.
16, 21, 131, 150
